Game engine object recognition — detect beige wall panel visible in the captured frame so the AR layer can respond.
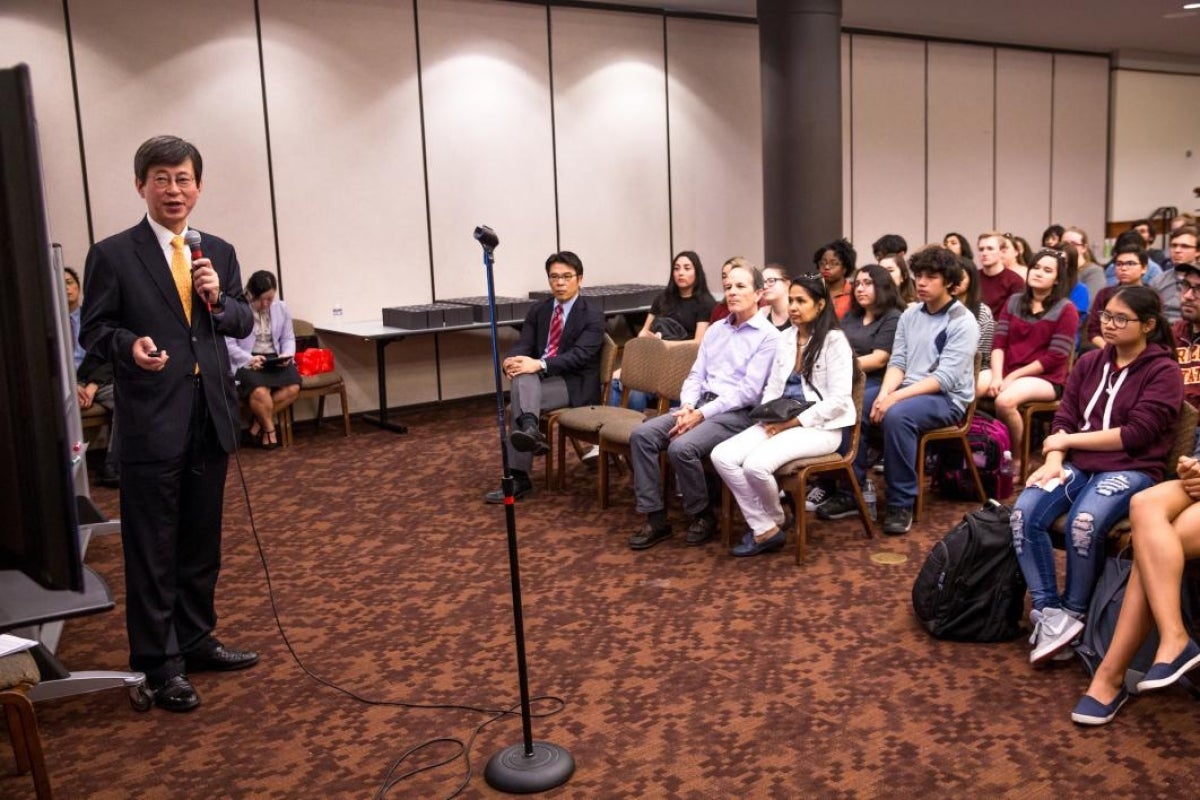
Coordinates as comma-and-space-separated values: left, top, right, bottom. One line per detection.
68, 1, 275, 276
1110, 69, 1200, 222
551, 7, 670, 282
0, 1, 89, 265
926, 43, 993, 248
666, 17, 762, 288
419, 0, 558, 304
995, 49, 1052, 244
260, 0, 430, 319
260, 0, 436, 410
842, 33, 852, 242
850, 35, 925, 257
1050, 54, 1109, 244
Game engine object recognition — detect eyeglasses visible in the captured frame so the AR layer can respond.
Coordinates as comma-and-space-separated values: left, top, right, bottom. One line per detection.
149, 174, 195, 189
1099, 310, 1136, 328
547, 273, 577, 283
818, 259, 843, 268
853, 278, 874, 289
1113, 260, 1143, 269
1177, 279, 1200, 296
763, 276, 789, 287
1171, 242, 1198, 250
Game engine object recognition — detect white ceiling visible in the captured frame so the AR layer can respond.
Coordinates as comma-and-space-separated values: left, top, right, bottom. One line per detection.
574, 0, 1200, 64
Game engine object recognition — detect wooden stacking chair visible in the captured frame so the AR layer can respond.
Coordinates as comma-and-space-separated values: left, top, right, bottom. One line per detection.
284, 319, 352, 444
0, 651, 51, 799
595, 340, 699, 508
540, 333, 618, 489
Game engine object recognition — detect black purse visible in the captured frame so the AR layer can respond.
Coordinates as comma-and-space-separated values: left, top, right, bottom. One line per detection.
749, 397, 815, 424
749, 381, 823, 424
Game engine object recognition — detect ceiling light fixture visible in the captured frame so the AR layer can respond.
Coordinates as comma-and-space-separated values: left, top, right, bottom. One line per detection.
1185, 2, 1200, 8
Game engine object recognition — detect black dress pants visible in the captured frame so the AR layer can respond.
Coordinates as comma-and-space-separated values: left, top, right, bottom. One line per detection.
119, 376, 228, 684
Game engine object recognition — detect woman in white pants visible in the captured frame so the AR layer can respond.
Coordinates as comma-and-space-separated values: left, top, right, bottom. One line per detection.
712, 275, 856, 556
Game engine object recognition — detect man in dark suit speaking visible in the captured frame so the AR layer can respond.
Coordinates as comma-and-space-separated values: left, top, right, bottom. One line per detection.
81, 136, 258, 712
484, 251, 605, 503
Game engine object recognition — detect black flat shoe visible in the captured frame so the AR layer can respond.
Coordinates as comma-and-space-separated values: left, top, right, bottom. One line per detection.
510, 427, 549, 455
152, 674, 200, 712
184, 643, 260, 673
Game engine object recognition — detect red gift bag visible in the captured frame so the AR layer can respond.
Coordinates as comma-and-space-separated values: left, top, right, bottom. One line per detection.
295, 348, 335, 377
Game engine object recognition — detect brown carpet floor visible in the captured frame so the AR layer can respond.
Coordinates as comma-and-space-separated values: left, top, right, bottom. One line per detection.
3, 397, 1199, 799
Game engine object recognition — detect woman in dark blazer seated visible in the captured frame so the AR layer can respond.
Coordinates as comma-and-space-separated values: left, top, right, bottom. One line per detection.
225, 270, 301, 448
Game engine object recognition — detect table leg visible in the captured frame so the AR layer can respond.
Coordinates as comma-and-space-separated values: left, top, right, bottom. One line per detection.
361, 338, 408, 433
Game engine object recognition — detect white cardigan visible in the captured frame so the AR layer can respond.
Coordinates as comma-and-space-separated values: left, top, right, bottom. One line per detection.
760, 327, 857, 431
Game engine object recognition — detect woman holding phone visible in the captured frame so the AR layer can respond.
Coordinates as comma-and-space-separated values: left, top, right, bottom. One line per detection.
226, 270, 301, 448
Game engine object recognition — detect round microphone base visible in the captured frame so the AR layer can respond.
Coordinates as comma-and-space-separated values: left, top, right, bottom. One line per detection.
484, 741, 574, 794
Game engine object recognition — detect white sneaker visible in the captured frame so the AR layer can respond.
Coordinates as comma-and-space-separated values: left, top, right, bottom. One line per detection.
1029, 610, 1076, 661
580, 445, 599, 462
1030, 607, 1085, 664
805, 485, 828, 512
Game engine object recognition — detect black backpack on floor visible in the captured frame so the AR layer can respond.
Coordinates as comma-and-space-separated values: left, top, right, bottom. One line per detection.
912, 500, 1026, 642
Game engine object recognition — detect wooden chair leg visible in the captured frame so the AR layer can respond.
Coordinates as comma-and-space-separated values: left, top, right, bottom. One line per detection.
599, 448, 611, 509
844, 468, 876, 540
961, 432, 987, 503
315, 396, 326, 430
338, 386, 351, 437
914, 438, 928, 522
1020, 408, 1034, 485
2, 690, 52, 800
721, 484, 733, 546
556, 429, 569, 491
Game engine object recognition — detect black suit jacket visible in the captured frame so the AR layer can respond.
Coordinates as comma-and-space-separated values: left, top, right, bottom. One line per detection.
80, 218, 253, 462
508, 294, 606, 407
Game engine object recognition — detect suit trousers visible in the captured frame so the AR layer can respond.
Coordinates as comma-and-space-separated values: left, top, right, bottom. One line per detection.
119, 375, 227, 684
507, 372, 569, 474
630, 408, 752, 516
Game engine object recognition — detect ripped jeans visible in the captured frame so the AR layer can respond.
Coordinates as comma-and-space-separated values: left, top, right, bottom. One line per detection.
1011, 465, 1154, 615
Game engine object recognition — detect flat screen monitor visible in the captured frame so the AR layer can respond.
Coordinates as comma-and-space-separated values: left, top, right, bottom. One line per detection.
0, 63, 84, 592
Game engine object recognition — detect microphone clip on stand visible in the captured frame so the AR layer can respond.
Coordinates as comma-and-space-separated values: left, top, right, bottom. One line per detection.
474, 225, 574, 793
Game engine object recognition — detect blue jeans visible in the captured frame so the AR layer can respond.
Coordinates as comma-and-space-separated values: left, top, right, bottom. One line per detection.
609, 376, 652, 413
842, 374, 882, 460
854, 392, 961, 509
1011, 466, 1154, 614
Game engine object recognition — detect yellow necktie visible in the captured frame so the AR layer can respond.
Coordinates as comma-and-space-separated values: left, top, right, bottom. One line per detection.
170, 235, 193, 324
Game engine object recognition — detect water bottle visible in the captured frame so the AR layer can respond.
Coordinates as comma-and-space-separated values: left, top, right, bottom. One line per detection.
998, 450, 1014, 499
863, 478, 877, 521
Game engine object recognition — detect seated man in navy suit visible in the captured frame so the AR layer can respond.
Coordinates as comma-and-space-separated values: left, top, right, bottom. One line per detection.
485, 251, 606, 503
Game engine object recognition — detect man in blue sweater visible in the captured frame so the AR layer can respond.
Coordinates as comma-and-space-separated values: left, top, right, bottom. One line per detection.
818, 245, 979, 534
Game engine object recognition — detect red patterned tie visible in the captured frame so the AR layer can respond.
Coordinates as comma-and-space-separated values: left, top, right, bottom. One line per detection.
544, 304, 563, 357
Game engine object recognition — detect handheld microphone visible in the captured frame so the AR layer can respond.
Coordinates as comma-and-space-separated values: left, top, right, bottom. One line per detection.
183, 230, 213, 311
474, 225, 499, 252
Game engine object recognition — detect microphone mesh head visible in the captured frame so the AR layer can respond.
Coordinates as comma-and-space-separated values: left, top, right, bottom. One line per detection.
183, 230, 202, 250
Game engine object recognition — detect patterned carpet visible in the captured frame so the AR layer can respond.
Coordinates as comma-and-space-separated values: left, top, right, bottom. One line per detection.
3, 397, 1199, 799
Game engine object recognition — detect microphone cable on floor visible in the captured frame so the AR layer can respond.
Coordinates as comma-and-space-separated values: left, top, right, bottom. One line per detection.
203, 302, 566, 799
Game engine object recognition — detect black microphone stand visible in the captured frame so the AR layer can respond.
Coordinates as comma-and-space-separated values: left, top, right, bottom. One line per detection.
474, 226, 574, 793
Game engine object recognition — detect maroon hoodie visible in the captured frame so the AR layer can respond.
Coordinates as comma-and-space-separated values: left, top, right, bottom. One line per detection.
1051, 342, 1183, 481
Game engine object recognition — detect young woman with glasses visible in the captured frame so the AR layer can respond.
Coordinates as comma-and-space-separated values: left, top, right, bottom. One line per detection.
759, 263, 794, 331
812, 239, 856, 319
1013, 285, 1182, 666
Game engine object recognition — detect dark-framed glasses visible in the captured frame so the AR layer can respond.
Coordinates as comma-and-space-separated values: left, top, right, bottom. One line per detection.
1098, 310, 1134, 328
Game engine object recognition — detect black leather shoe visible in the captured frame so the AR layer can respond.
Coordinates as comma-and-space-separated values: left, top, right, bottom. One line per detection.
184, 643, 260, 673
510, 422, 549, 455
152, 674, 200, 712
629, 521, 672, 550
484, 476, 534, 504
97, 465, 120, 488
684, 514, 717, 546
